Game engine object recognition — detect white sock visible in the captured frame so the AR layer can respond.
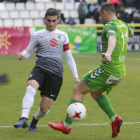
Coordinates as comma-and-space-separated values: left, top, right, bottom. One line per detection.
21, 86, 36, 118
111, 115, 117, 122
64, 122, 71, 129
34, 108, 49, 120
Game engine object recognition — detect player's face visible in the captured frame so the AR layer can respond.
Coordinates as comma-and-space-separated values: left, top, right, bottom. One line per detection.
99, 10, 107, 25
44, 15, 59, 31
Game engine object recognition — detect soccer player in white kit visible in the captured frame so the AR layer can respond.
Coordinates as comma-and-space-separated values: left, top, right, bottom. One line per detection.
14, 8, 80, 131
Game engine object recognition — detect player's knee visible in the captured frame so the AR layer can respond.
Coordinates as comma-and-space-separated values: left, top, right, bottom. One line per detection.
91, 93, 99, 100
40, 103, 50, 113
73, 85, 79, 94
40, 106, 49, 113
27, 80, 33, 87
27, 80, 39, 90
73, 84, 87, 95
73, 85, 83, 96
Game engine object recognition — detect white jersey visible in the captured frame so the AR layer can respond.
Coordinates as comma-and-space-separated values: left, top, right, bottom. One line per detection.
22, 28, 78, 78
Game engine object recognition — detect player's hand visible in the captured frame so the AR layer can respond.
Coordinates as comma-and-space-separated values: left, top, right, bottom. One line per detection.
75, 78, 80, 84
17, 53, 24, 60
102, 53, 111, 62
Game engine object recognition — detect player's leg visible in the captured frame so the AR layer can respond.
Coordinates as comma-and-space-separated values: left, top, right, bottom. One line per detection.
91, 91, 123, 137
83, 67, 122, 124
36, 95, 52, 117
14, 80, 39, 128
91, 90, 117, 121
90, 75, 123, 137
62, 68, 105, 128
64, 79, 91, 127
22, 80, 39, 118
14, 67, 44, 128
29, 70, 63, 131
29, 96, 53, 131
64, 88, 103, 129
48, 79, 91, 134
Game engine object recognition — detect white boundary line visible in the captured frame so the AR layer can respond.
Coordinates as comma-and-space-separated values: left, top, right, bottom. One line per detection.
74, 54, 140, 61
0, 122, 140, 128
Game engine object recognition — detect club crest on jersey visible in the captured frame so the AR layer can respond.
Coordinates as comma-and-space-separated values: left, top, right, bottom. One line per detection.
49, 38, 58, 47
57, 34, 61, 38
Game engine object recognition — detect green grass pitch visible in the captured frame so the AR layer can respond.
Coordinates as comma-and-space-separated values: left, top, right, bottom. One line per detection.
0, 52, 140, 140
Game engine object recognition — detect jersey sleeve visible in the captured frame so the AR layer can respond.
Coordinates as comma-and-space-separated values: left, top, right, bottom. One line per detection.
104, 24, 117, 38
123, 22, 131, 35
128, 27, 131, 35
26, 33, 37, 51
63, 33, 70, 51
21, 33, 37, 59
64, 50, 78, 78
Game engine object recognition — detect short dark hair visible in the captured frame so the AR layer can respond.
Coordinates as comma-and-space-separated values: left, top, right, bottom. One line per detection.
100, 2, 115, 13
45, 8, 59, 18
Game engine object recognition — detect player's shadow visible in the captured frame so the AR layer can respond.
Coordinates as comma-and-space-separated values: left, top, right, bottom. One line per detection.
0, 74, 9, 84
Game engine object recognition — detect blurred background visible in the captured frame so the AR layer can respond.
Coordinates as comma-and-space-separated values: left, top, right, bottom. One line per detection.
0, 0, 140, 54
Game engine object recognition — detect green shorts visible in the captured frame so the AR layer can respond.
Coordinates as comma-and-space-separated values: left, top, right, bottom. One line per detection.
82, 66, 122, 94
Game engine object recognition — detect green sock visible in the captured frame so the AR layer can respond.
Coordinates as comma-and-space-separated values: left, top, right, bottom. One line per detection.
96, 94, 116, 119
65, 99, 82, 124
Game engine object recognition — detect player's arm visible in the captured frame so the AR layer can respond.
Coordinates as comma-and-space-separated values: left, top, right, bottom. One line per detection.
102, 35, 116, 62
129, 27, 134, 37
102, 25, 117, 62
64, 48, 79, 84
64, 49, 79, 84
63, 33, 79, 84
17, 34, 37, 60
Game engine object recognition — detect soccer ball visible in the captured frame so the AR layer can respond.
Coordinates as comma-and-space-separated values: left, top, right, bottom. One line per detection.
67, 102, 86, 121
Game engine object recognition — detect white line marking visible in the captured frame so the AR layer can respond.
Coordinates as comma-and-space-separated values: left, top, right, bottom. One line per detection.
74, 122, 140, 126
74, 54, 140, 61
127, 58, 140, 61
0, 126, 12, 128
74, 55, 100, 59
0, 122, 140, 128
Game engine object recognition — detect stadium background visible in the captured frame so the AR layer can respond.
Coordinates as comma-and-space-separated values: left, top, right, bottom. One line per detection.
0, 0, 140, 54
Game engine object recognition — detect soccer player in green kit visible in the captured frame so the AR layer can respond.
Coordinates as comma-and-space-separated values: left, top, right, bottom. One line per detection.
48, 2, 134, 138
